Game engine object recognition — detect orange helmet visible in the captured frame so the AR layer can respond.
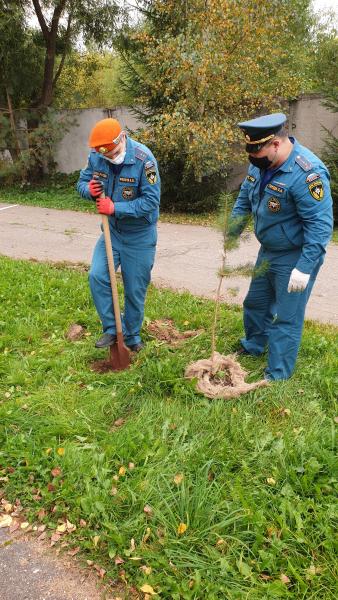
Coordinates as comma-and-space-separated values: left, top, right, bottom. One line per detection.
88, 118, 123, 153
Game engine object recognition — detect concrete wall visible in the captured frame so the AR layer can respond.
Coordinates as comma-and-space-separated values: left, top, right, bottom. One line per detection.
54, 97, 338, 186
289, 94, 338, 153
227, 95, 338, 191
54, 107, 144, 174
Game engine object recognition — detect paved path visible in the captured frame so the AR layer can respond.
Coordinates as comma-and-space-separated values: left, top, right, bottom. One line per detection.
0, 528, 105, 600
0, 203, 337, 325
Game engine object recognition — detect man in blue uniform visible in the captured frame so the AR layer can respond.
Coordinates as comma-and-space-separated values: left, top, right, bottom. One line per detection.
230, 113, 333, 380
77, 118, 160, 352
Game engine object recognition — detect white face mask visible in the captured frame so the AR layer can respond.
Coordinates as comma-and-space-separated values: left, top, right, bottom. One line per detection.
104, 142, 126, 165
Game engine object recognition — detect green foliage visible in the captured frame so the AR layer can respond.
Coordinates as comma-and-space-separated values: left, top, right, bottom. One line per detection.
118, 0, 317, 212
0, 1, 123, 182
312, 30, 338, 94
0, 109, 73, 184
54, 52, 133, 109
322, 125, 338, 225
0, 256, 337, 598
0, 2, 44, 108
318, 38, 338, 225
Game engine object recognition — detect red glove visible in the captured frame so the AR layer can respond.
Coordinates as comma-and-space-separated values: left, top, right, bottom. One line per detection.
88, 179, 103, 198
96, 196, 114, 215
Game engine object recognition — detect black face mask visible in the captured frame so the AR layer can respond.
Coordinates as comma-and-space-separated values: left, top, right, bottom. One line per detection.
248, 154, 273, 169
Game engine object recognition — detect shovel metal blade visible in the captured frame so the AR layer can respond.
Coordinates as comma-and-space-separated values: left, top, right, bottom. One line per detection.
108, 333, 131, 371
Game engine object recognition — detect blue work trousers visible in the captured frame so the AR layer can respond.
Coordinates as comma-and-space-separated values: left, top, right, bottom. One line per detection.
241, 248, 323, 380
89, 223, 157, 346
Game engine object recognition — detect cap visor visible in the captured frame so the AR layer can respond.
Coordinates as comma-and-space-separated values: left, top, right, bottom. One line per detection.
246, 143, 262, 153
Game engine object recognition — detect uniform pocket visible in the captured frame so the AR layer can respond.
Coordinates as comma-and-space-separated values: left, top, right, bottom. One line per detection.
281, 223, 303, 248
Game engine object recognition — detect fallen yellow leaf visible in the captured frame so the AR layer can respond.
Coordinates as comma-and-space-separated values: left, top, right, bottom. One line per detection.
173, 473, 184, 485
142, 527, 151, 543
93, 535, 100, 547
56, 523, 67, 533
57, 447, 65, 456
140, 584, 156, 595
119, 466, 126, 476
140, 565, 152, 575
0, 515, 13, 528
177, 522, 187, 535
66, 520, 76, 532
266, 478, 276, 485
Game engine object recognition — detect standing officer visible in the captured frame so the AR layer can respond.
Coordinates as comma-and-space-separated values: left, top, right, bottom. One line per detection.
229, 113, 333, 381
77, 118, 160, 352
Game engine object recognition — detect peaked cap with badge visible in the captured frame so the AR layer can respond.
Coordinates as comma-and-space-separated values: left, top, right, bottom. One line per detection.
238, 113, 287, 153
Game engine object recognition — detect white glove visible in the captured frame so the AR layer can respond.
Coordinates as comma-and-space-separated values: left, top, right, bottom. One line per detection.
287, 268, 310, 293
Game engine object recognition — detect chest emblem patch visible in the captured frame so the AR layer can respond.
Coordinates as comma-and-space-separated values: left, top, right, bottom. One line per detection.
122, 186, 136, 200
246, 174, 256, 183
267, 197, 281, 212
308, 180, 324, 201
93, 170, 108, 179
267, 183, 284, 194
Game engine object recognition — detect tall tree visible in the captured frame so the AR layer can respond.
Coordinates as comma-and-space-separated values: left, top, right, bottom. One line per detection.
29, 0, 121, 110
118, 0, 316, 211
0, 0, 122, 179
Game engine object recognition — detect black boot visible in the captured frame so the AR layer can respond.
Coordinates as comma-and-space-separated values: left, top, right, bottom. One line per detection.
95, 333, 117, 348
127, 341, 145, 353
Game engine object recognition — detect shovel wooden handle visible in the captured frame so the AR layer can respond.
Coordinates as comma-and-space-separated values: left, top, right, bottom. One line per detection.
101, 213, 123, 336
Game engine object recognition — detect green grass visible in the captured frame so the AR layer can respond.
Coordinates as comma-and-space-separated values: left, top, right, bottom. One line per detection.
0, 256, 337, 599
331, 228, 338, 244
0, 180, 217, 227
1, 181, 337, 234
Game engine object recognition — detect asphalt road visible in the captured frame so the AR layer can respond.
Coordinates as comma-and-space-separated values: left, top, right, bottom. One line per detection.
0, 202, 337, 325
0, 528, 104, 600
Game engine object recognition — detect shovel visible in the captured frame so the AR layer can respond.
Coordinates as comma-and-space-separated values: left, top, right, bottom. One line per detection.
100, 199, 130, 371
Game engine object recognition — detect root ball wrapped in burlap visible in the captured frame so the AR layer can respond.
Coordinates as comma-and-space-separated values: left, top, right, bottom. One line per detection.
185, 352, 269, 399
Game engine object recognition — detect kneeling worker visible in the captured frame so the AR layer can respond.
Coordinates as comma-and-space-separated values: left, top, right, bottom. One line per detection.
77, 118, 160, 352
229, 113, 333, 381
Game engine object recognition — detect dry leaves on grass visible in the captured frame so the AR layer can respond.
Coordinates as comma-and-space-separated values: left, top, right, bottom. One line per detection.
0, 514, 12, 528
140, 584, 156, 595
148, 319, 203, 346
65, 323, 85, 341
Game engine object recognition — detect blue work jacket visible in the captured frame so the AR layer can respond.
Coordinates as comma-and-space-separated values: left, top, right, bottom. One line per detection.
77, 137, 160, 229
231, 138, 333, 273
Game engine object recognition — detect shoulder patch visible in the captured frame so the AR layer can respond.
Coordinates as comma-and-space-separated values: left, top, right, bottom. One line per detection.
306, 172, 321, 183
308, 180, 324, 201
295, 154, 313, 172
135, 147, 147, 161
145, 160, 155, 170
144, 158, 157, 185
246, 174, 256, 183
